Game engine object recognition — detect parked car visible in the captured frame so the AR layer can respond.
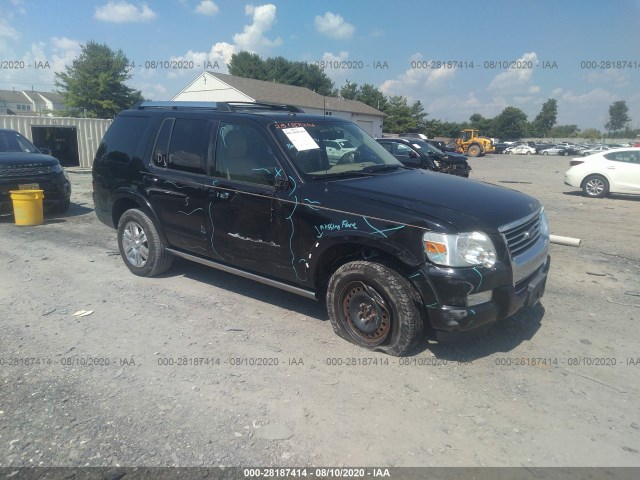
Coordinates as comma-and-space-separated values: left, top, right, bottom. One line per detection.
493, 142, 511, 154
564, 148, 640, 198
376, 137, 471, 177
540, 146, 580, 156
580, 145, 611, 156
325, 138, 358, 164
534, 143, 554, 153
508, 144, 536, 155
0, 128, 71, 215
93, 101, 550, 355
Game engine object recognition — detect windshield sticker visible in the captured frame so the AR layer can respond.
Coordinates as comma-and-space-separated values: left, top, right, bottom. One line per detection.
274, 122, 316, 129
281, 127, 320, 151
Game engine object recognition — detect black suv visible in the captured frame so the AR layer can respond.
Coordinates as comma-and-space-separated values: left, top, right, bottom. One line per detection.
376, 137, 471, 177
0, 128, 71, 215
93, 101, 550, 356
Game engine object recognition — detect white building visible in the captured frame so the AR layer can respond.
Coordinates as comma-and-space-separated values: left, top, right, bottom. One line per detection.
0, 90, 65, 116
172, 72, 385, 137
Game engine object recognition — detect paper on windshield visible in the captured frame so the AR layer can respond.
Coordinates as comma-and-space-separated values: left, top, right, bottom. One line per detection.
282, 127, 320, 151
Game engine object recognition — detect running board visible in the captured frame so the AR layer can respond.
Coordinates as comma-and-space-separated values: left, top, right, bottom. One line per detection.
166, 248, 318, 300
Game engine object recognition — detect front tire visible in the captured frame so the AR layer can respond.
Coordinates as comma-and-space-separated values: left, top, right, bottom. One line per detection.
582, 175, 609, 198
117, 209, 173, 276
467, 144, 482, 157
326, 261, 424, 356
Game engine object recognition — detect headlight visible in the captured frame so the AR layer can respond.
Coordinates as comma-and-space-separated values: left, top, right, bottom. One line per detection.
539, 209, 549, 240
423, 231, 497, 268
51, 163, 64, 174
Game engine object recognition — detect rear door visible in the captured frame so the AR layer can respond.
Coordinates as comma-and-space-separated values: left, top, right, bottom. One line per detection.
603, 150, 640, 193
145, 116, 216, 255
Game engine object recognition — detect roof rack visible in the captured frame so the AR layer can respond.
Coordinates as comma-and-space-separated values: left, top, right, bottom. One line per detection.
135, 100, 303, 113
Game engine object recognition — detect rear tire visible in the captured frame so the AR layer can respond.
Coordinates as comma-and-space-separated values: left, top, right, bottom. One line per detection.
582, 175, 609, 198
117, 209, 173, 276
326, 261, 424, 356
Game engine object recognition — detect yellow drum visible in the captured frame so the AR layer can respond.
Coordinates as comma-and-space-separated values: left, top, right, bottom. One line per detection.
9, 190, 44, 226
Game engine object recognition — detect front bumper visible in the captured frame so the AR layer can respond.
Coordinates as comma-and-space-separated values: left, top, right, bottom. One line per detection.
0, 175, 71, 214
410, 255, 550, 340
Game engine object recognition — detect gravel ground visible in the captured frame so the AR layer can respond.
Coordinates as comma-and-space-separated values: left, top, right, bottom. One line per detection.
1, 155, 639, 468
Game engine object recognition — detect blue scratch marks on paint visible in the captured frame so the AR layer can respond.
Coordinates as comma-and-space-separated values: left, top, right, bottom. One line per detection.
252, 168, 272, 174
287, 195, 301, 280
179, 207, 204, 216
184, 197, 190, 206
470, 309, 476, 315
200, 225, 205, 235
472, 267, 483, 292
304, 198, 321, 211
166, 181, 188, 189
208, 202, 221, 259
362, 216, 406, 238
288, 176, 297, 197
409, 272, 421, 279
425, 302, 438, 308
275, 167, 283, 178
211, 180, 218, 185
314, 226, 323, 238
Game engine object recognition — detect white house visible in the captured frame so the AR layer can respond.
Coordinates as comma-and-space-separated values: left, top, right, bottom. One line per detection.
0, 90, 65, 116
172, 72, 385, 137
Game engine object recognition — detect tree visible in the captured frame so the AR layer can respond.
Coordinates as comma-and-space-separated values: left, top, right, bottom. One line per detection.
55, 41, 143, 118
530, 98, 557, 137
356, 83, 388, 111
493, 107, 528, 139
228, 52, 334, 95
604, 100, 631, 134
581, 128, 601, 141
469, 113, 493, 137
339, 80, 359, 100
383, 96, 427, 133
548, 124, 579, 138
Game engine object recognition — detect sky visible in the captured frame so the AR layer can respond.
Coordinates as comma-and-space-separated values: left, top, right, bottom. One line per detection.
1, 0, 639, 130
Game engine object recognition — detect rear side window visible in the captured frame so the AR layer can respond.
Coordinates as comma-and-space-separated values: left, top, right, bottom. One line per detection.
152, 118, 213, 175
96, 115, 148, 163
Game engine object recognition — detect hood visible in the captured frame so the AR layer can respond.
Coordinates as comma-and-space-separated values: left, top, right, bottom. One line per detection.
329, 169, 541, 233
442, 152, 469, 164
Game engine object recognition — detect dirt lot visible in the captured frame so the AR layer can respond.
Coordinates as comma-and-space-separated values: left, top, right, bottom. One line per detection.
1, 154, 639, 469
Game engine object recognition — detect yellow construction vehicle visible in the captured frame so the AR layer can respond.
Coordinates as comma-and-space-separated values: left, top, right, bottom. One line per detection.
456, 129, 495, 157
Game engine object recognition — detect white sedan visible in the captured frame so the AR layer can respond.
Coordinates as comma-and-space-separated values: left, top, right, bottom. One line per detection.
564, 148, 640, 198
508, 144, 536, 155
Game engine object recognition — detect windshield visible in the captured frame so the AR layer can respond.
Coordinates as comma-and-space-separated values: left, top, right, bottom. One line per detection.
270, 121, 402, 179
0, 130, 40, 153
407, 139, 443, 155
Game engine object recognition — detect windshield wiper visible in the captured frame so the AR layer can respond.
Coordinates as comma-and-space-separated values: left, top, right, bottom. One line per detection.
362, 164, 408, 173
310, 171, 375, 180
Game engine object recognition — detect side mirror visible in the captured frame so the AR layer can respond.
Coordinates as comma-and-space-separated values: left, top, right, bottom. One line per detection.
408, 151, 419, 158
273, 176, 290, 192
39, 147, 52, 155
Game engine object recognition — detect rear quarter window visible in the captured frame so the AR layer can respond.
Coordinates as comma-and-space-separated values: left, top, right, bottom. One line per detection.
96, 115, 149, 163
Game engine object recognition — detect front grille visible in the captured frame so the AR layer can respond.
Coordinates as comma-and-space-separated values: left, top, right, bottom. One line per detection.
0, 164, 53, 177
500, 211, 542, 258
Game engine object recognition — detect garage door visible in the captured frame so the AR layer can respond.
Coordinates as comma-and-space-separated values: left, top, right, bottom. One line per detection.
356, 120, 373, 135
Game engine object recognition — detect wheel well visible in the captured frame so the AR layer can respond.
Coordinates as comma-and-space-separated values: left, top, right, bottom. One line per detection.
111, 197, 144, 228
580, 173, 606, 189
314, 243, 413, 296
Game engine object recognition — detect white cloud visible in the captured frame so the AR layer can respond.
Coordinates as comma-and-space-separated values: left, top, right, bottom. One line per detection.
233, 4, 282, 51
10, 0, 26, 15
379, 53, 456, 99
317, 51, 349, 83
50, 37, 82, 72
0, 18, 20, 52
195, 0, 219, 16
315, 12, 355, 40
94, 1, 157, 23
487, 52, 539, 95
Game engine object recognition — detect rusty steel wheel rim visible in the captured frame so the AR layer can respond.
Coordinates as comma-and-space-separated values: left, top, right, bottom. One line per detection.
340, 281, 391, 345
